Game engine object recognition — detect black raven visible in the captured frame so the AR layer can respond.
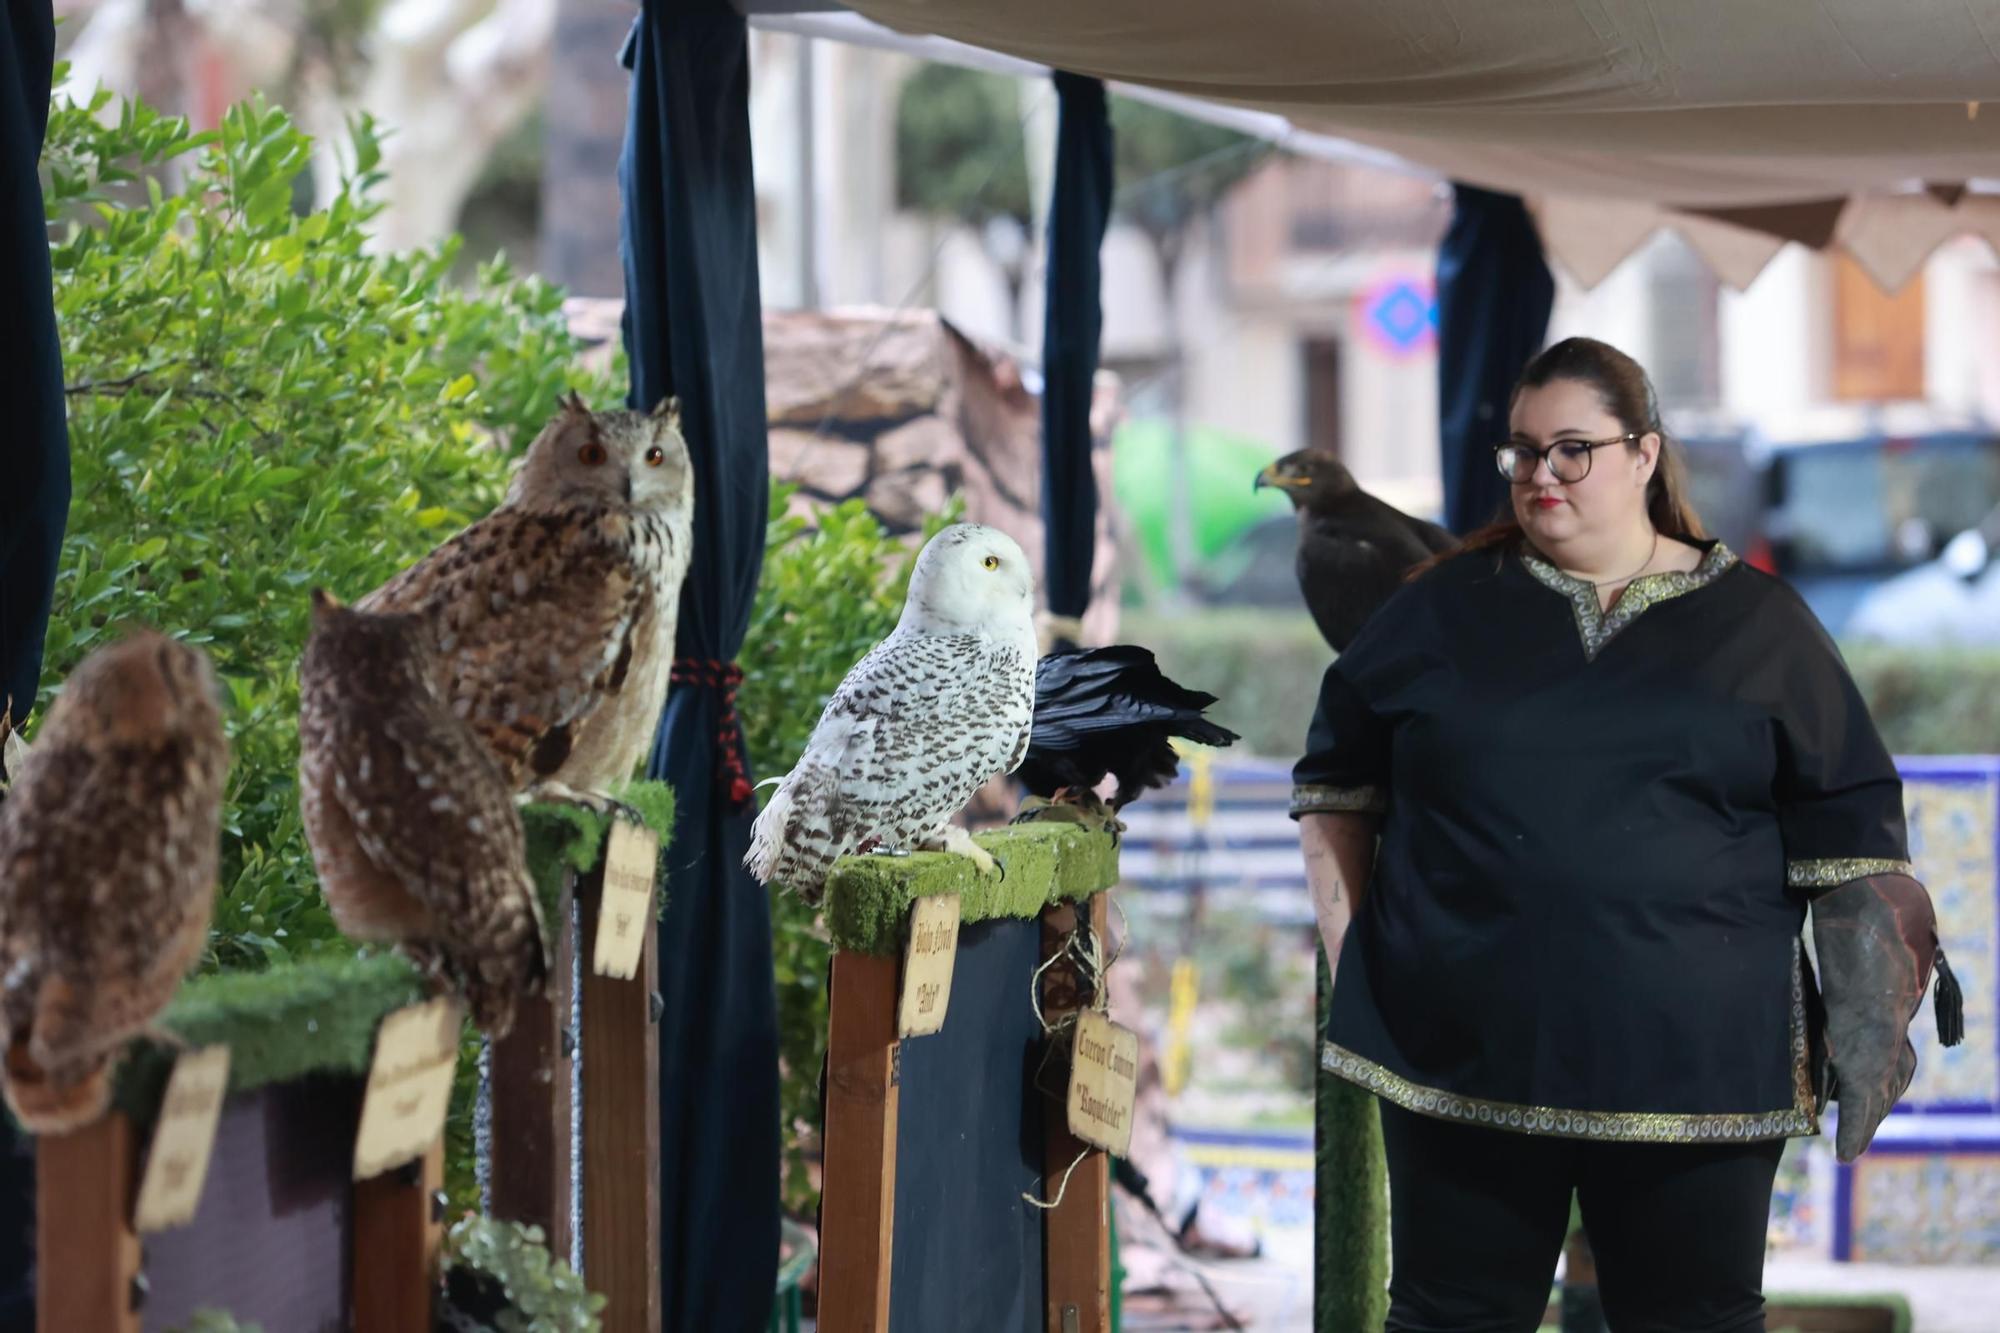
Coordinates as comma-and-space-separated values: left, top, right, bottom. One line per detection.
1014, 646, 1238, 827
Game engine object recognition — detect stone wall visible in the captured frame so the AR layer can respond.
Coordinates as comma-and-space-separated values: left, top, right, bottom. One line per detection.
566, 299, 1126, 645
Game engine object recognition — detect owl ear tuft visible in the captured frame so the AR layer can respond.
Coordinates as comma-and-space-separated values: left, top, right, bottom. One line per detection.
651, 396, 681, 430
561, 389, 590, 417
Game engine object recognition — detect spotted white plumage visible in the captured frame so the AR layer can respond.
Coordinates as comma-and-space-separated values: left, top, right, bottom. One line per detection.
745, 524, 1039, 903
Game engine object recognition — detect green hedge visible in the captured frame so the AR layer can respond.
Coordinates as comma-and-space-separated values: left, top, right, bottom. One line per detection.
1126, 610, 2000, 761
1842, 644, 2000, 757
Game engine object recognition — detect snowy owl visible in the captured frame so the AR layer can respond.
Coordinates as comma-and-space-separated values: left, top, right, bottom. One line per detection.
745, 523, 1039, 903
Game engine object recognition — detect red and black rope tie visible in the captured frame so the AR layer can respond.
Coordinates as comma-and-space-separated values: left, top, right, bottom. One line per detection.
671, 657, 753, 809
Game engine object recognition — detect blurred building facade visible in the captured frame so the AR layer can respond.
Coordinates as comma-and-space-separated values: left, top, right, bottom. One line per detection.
738, 31, 2000, 528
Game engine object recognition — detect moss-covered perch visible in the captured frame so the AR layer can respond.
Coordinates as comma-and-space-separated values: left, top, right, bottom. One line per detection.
112, 951, 429, 1129
823, 823, 1120, 956
107, 781, 677, 1137
521, 779, 677, 924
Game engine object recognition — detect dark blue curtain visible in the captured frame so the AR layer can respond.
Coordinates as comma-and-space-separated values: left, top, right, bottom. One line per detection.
1434, 183, 1553, 535
1037, 72, 1113, 644
2, 0, 67, 728
0, 3, 66, 1322
619, 3, 778, 1327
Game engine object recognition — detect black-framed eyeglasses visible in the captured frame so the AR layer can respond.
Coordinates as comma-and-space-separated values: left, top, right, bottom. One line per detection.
1493, 433, 1642, 484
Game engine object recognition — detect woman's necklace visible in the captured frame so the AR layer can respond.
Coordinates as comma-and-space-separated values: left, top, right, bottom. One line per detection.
1561, 528, 1660, 588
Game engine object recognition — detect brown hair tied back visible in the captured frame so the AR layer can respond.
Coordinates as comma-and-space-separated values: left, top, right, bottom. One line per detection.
1411, 336, 1707, 579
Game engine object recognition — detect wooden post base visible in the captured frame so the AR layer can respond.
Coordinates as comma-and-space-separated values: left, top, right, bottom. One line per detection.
353, 1140, 445, 1333
817, 950, 900, 1333
489, 876, 578, 1255
1040, 896, 1112, 1333
36, 1113, 142, 1333
579, 860, 662, 1333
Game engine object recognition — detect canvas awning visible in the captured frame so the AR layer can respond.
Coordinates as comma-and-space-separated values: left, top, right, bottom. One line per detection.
754, 2, 2000, 291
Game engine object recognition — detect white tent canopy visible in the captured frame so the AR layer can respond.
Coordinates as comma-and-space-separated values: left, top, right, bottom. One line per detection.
754, 1, 2000, 291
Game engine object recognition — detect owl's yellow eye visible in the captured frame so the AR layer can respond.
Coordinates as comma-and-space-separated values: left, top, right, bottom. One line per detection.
645, 446, 665, 467
982, 554, 1000, 570
578, 442, 608, 466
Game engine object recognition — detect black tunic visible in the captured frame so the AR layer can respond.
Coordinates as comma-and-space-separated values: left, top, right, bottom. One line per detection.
1292, 541, 1909, 1143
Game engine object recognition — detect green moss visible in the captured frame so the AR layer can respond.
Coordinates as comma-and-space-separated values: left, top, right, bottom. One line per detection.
823, 823, 1119, 956
1315, 949, 1388, 1333
521, 780, 677, 926
113, 951, 429, 1127
100, 783, 674, 1143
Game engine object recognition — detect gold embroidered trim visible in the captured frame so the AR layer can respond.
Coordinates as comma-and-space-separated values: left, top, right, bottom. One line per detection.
1786, 858, 1915, 889
1520, 541, 1738, 661
1320, 935, 1819, 1144
1289, 783, 1386, 817
1787, 935, 1816, 1118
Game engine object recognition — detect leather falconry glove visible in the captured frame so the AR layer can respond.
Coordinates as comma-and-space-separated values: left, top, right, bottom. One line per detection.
1811, 871, 1964, 1161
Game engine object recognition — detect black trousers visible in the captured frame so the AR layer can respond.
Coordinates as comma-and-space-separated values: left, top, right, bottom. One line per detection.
1379, 1102, 1786, 1333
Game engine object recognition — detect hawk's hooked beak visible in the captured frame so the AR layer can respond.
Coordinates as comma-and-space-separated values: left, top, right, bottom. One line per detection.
1254, 464, 1301, 494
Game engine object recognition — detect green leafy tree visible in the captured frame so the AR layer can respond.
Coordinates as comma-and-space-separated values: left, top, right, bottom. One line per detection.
38, 85, 613, 972
894, 63, 1035, 337
1109, 97, 1264, 304
740, 487, 963, 1214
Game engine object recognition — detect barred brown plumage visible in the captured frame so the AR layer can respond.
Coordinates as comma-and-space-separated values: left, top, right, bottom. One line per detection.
0, 631, 228, 1132
298, 592, 546, 1038
360, 393, 695, 811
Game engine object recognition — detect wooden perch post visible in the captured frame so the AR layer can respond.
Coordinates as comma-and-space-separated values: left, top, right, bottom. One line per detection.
353, 1140, 446, 1333
815, 820, 1119, 1333
487, 879, 578, 1255
37, 1087, 440, 1332
1039, 893, 1113, 1333
36, 1114, 141, 1333
486, 814, 667, 1333
817, 949, 902, 1331
578, 857, 663, 1333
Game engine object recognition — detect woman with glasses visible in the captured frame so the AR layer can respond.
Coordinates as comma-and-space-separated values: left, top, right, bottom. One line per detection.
1291, 337, 1958, 1332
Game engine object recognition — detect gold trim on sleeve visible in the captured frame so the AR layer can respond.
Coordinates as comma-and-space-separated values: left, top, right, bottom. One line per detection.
1787, 858, 1915, 889
1289, 784, 1387, 817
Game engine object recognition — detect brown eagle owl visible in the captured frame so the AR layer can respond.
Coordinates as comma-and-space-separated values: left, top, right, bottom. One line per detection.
361, 392, 695, 809
0, 631, 229, 1133
298, 592, 547, 1036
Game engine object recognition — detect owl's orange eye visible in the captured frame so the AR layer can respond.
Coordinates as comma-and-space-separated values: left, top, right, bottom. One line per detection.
645, 446, 665, 467
982, 555, 1000, 570
578, 442, 608, 466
